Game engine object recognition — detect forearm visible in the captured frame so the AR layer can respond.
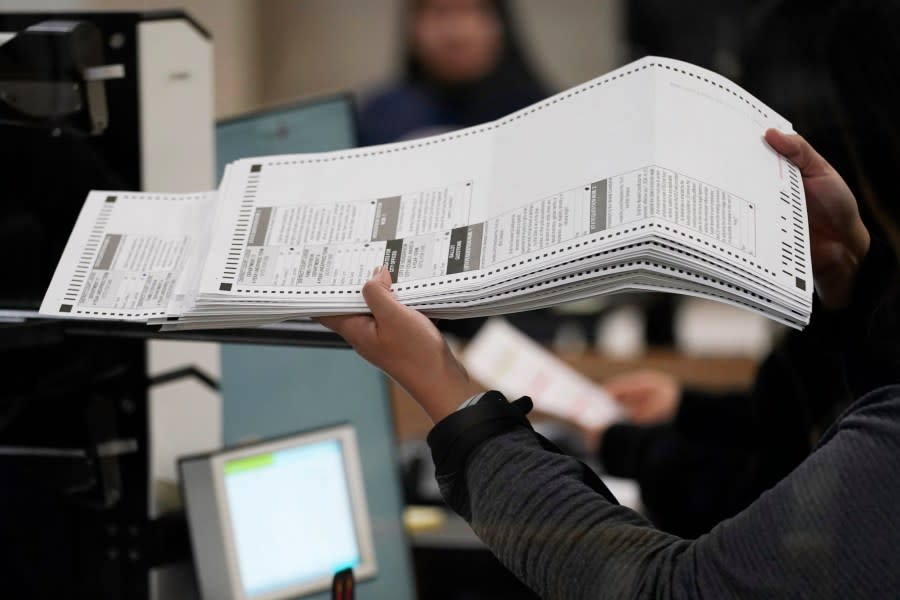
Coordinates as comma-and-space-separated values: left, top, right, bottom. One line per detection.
462, 429, 691, 599
433, 407, 693, 600
433, 386, 900, 600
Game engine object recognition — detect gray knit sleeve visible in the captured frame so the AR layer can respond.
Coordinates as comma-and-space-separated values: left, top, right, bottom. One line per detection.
438, 385, 900, 599
440, 427, 690, 599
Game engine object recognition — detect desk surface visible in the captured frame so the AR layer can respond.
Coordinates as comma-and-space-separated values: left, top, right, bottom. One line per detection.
409, 472, 642, 549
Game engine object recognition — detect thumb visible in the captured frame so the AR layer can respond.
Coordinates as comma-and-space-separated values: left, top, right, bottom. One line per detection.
764, 128, 830, 178
362, 266, 405, 322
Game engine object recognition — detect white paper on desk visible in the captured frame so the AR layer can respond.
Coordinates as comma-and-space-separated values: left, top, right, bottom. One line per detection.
462, 318, 623, 428
40, 191, 216, 320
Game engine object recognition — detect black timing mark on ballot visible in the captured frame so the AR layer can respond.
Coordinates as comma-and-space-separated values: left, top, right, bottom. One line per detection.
787, 166, 807, 291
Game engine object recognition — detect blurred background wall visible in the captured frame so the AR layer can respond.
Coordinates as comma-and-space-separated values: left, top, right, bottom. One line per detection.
256, 0, 623, 111
0, 0, 624, 118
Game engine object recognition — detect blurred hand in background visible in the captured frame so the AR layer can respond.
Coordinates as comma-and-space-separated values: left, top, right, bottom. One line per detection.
602, 369, 681, 425
579, 369, 681, 454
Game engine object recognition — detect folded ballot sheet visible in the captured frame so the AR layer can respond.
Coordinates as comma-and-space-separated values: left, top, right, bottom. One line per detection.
462, 318, 623, 429
41, 56, 813, 330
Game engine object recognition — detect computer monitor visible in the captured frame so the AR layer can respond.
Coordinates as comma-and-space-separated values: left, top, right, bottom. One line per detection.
216, 94, 357, 180
180, 424, 377, 600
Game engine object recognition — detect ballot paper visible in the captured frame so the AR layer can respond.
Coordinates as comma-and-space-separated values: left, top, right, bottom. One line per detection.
40, 191, 215, 321
41, 56, 813, 330
462, 318, 623, 428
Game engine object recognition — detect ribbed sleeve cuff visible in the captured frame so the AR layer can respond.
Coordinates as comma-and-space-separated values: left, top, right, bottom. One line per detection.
427, 391, 534, 515
428, 392, 533, 468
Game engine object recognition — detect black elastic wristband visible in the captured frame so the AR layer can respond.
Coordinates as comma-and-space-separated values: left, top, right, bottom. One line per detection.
427, 391, 532, 476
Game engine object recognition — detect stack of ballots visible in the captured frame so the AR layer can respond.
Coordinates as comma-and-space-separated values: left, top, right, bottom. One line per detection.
41, 56, 812, 331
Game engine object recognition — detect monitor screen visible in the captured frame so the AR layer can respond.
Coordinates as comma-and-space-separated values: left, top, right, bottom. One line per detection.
224, 440, 361, 596
216, 95, 357, 180
180, 424, 376, 600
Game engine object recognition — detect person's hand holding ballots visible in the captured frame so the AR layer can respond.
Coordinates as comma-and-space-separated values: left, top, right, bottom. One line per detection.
317, 268, 484, 423
577, 129, 874, 451
764, 129, 870, 310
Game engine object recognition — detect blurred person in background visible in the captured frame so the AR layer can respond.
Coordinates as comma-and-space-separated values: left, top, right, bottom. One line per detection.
361, 0, 551, 343
357, 0, 548, 146
322, 1, 900, 596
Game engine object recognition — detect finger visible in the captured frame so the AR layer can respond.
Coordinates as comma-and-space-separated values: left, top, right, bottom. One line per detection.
361, 266, 408, 323
511, 396, 533, 415
603, 379, 644, 396
618, 393, 646, 408
316, 314, 374, 345
764, 129, 831, 177
604, 388, 641, 406
601, 383, 630, 400
314, 314, 350, 332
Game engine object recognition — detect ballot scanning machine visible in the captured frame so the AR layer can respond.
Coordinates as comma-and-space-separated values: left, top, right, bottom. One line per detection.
0, 11, 218, 600
0, 14, 342, 348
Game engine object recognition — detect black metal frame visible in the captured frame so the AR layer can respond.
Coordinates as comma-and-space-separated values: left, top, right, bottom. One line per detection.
0, 310, 347, 348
